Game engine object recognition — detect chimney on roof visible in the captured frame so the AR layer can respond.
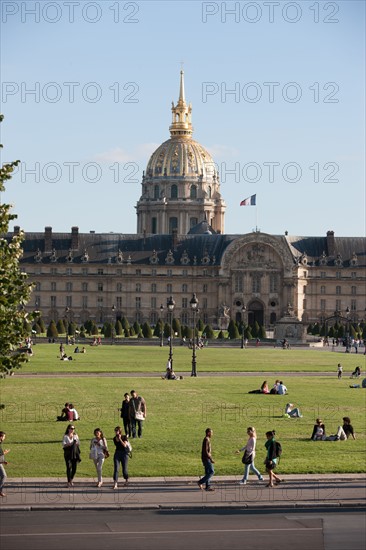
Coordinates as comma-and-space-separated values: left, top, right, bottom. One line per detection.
326, 230, 335, 257
71, 226, 79, 250
44, 226, 52, 252
172, 228, 178, 250
14, 226, 20, 235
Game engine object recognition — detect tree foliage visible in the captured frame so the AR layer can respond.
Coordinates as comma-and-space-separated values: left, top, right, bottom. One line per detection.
0, 115, 34, 376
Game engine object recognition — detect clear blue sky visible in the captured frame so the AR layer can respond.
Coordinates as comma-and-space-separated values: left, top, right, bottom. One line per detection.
1, 0, 365, 237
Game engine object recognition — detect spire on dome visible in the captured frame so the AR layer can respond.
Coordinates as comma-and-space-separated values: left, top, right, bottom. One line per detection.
169, 70, 193, 138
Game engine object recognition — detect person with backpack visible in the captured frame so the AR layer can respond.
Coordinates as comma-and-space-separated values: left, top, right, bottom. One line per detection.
264, 430, 283, 487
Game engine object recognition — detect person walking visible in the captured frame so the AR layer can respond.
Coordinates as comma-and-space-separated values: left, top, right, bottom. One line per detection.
0, 431, 10, 497
89, 428, 109, 488
337, 363, 343, 379
119, 393, 132, 437
112, 426, 132, 489
129, 390, 146, 439
264, 430, 282, 488
62, 424, 81, 487
197, 428, 215, 492
236, 427, 263, 485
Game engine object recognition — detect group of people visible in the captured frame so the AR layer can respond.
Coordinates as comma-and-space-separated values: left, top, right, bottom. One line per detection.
311, 417, 356, 441
249, 380, 288, 395
57, 403, 80, 422
162, 360, 183, 380
197, 427, 283, 492
61, 389, 146, 488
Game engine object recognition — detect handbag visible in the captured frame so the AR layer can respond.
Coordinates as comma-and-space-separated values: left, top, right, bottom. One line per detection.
135, 410, 144, 421
242, 451, 253, 465
102, 438, 110, 458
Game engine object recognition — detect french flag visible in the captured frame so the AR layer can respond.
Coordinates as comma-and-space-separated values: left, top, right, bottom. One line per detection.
240, 194, 256, 206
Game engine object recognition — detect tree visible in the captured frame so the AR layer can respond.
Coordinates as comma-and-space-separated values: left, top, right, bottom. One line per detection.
203, 324, 214, 339
47, 321, 58, 338
217, 330, 225, 339
115, 320, 123, 336
197, 318, 204, 332
227, 320, 239, 339
142, 322, 152, 338
57, 319, 66, 334
172, 318, 181, 338
0, 115, 34, 376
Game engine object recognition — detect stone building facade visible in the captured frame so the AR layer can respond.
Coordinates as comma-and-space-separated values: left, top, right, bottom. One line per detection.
10, 73, 366, 330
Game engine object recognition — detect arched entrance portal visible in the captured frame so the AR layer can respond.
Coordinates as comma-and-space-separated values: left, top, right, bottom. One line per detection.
248, 300, 264, 327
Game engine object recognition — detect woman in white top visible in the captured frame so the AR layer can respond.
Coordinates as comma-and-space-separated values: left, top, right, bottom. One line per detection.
62, 424, 80, 487
236, 427, 264, 485
89, 428, 109, 487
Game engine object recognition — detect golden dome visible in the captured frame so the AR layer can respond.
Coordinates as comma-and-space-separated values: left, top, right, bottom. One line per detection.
146, 137, 215, 179
145, 71, 216, 180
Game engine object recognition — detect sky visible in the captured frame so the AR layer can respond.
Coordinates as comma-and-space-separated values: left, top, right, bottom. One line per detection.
0, 0, 365, 237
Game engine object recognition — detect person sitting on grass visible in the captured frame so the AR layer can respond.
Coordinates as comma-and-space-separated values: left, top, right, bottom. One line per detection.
248, 380, 269, 394
326, 417, 356, 441
311, 418, 326, 440
284, 403, 302, 418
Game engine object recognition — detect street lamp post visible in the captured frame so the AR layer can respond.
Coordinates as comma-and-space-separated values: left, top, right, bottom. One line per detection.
345, 306, 351, 352
111, 305, 116, 344
167, 296, 175, 369
160, 304, 164, 347
241, 304, 247, 349
190, 293, 199, 377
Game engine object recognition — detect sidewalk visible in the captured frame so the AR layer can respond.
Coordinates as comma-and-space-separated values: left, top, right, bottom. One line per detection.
1, 474, 365, 511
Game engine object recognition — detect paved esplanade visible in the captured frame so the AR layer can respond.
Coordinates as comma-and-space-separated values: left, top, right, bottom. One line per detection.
1, 474, 365, 511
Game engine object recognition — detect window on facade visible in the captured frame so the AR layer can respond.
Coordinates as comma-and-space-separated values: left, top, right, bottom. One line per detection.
82, 282, 88, 292
203, 298, 208, 308
151, 217, 157, 234
269, 273, 278, 293
207, 186, 212, 198
169, 217, 178, 233
336, 272, 341, 279
336, 286, 341, 295
136, 269, 141, 276
66, 282, 73, 292
136, 283, 141, 292
167, 269, 172, 277
251, 274, 261, 293
82, 268, 88, 275
151, 269, 157, 276
181, 312, 188, 325
135, 297, 141, 309
171, 185, 178, 199
203, 269, 208, 277
351, 272, 356, 279
66, 268, 72, 275
351, 286, 356, 295
203, 284, 208, 293
98, 283, 103, 292
82, 296, 88, 308
182, 269, 188, 277
335, 299, 341, 311
182, 298, 188, 308
34, 296, 41, 308
97, 297, 103, 307
320, 299, 326, 311
154, 185, 160, 199
98, 268, 104, 275
51, 282, 56, 291
203, 313, 208, 324
150, 312, 158, 325
167, 284, 172, 294
151, 283, 157, 293
66, 296, 72, 307
117, 269, 122, 276
117, 283, 122, 292
50, 268, 57, 275
320, 285, 326, 295
234, 274, 243, 293
321, 272, 326, 278
182, 284, 188, 293
50, 296, 56, 307
190, 185, 197, 199
190, 217, 198, 229
151, 297, 157, 309
116, 297, 122, 308
351, 299, 356, 311
136, 311, 142, 323
35, 282, 41, 291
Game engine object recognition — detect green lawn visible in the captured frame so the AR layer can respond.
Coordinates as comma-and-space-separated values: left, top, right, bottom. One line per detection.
1, 346, 365, 477
18, 343, 364, 374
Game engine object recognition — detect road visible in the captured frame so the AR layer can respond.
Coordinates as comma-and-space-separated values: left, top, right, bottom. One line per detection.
1, 509, 365, 550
